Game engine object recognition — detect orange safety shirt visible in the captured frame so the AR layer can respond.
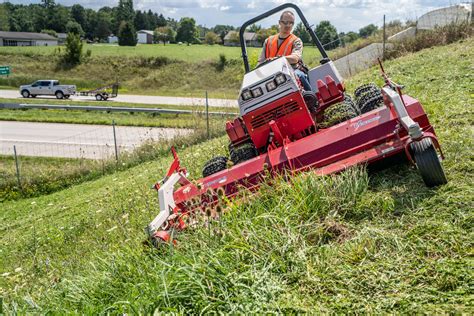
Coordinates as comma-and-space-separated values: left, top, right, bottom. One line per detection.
264, 33, 298, 59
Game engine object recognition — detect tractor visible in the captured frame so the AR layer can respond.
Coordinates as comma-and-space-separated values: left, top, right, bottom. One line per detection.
146, 3, 447, 245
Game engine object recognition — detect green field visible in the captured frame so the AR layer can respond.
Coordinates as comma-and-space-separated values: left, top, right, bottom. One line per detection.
1, 38, 473, 313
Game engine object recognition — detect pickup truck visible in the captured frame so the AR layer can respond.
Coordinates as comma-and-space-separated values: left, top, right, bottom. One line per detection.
20, 80, 76, 99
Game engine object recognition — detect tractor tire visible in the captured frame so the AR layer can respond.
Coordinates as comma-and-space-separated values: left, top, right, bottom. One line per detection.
202, 156, 228, 178
343, 94, 360, 115
229, 142, 258, 165
354, 82, 378, 99
411, 138, 447, 187
55, 91, 64, 99
303, 91, 318, 113
357, 89, 384, 114
21, 90, 30, 98
319, 94, 358, 128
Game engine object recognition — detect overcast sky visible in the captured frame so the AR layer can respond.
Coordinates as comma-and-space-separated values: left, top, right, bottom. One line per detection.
8, 0, 465, 32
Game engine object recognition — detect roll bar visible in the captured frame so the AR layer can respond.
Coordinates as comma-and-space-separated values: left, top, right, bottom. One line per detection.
239, 3, 330, 73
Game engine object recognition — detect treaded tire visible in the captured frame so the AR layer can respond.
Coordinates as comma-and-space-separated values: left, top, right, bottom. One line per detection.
343, 94, 360, 115
319, 94, 358, 128
411, 138, 447, 187
354, 82, 378, 99
302, 91, 318, 113
202, 156, 228, 178
357, 89, 384, 114
55, 91, 64, 99
229, 142, 258, 165
21, 90, 30, 98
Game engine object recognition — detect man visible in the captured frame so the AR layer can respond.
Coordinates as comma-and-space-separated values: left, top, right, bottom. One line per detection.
257, 10, 312, 91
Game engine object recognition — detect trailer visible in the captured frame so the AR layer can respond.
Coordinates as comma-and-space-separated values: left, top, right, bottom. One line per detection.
79, 83, 119, 101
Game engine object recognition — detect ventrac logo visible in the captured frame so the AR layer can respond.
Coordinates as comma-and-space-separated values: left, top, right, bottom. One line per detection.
351, 115, 381, 131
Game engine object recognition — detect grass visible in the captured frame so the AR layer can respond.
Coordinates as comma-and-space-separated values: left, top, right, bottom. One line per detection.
0, 38, 473, 313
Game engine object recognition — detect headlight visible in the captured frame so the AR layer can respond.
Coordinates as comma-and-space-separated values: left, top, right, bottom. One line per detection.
251, 87, 263, 98
266, 80, 277, 92
242, 90, 252, 101
275, 74, 286, 85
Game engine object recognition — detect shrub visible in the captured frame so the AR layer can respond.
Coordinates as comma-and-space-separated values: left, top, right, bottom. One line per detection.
216, 53, 227, 71
118, 21, 137, 46
61, 33, 83, 66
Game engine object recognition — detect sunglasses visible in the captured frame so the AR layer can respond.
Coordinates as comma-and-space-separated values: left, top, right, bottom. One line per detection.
279, 20, 294, 26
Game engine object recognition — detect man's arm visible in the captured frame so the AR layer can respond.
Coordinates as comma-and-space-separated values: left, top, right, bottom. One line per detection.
286, 38, 303, 65
257, 39, 267, 65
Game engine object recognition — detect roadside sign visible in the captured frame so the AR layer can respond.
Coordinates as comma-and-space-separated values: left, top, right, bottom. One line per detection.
0, 66, 11, 76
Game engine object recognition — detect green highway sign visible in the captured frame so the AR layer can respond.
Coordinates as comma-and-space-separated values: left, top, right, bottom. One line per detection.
0, 66, 11, 76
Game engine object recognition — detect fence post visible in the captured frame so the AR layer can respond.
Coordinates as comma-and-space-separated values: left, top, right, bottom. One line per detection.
206, 91, 210, 139
112, 120, 119, 161
383, 14, 386, 60
13, 145, 22, 192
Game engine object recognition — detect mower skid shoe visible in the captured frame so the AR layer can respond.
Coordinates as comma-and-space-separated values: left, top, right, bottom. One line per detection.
146, 172, 186, 238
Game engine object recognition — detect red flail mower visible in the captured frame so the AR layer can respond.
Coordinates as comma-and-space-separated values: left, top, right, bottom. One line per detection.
146, 4, 447, 245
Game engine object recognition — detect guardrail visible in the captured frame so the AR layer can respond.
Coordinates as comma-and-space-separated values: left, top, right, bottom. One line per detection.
0, 103, 236, 116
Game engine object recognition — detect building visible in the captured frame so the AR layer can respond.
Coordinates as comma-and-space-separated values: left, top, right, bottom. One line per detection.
0, 31, 58, 46
224, 31, 261, 47
56, 33, 68, 45
137, 30, 154, 44
108, 35, 118, 44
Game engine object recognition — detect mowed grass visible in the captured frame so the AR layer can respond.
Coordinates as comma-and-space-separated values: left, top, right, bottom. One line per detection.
0, 38, 473, 313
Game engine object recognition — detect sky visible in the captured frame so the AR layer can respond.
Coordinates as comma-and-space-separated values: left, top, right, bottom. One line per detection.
7, 0, 467, 32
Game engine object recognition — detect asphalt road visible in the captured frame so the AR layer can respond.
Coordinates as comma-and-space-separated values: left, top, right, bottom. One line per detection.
0, 89, 238, 108
0, 121, 192, 159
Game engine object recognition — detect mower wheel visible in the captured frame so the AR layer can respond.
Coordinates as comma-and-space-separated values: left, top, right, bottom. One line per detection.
354, 82, 378, 99
319, 95, 357, 128
229, 142, 258, 165
303, 91, 318, 113
411, 138, 447, 187
357, 89, 384, 114
202, 156, 228, 177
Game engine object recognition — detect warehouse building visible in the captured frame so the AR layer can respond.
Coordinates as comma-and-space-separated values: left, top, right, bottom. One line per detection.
0, 31, 58, 46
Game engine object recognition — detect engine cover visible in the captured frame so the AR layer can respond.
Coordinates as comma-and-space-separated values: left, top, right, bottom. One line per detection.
238, 57, 300, 116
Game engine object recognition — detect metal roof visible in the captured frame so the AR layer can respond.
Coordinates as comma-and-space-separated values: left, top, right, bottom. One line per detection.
224, 31, 258, 41
0, 31, 58, 41
137, 30, 154, 35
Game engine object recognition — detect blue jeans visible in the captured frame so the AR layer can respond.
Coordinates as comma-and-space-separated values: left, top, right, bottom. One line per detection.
294, 69, 312, 91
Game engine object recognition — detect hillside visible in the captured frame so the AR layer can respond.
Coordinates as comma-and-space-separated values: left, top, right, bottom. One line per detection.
1, 38, 473, 313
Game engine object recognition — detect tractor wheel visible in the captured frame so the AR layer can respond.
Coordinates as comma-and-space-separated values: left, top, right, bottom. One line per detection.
302, 91, 318, 113
354, 82, 378, 99
319, 95, 358, 128
229, 142, 258, 165
95, 94, 103, 101
411, 138, 447, 187
202, 156, 228, 178
343, 94, 360, 115
357, 89, 384, 114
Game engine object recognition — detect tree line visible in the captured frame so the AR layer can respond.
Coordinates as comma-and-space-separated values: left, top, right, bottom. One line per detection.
0, 0, 390, 48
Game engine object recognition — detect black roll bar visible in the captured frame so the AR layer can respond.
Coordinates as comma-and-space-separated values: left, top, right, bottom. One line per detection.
239, 3, 330, 73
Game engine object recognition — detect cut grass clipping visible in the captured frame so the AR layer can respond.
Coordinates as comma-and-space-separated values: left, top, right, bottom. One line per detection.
0, 38, 473, 313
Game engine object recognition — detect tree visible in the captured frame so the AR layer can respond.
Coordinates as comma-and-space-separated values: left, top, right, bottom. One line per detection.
41, 29, 57, 37
71, 4, 86, 29
249, 24, 261, 32
256, 28, 277, 43
228, 31, 240, 44
134, 10, 147, 31
118, 20, 137, 46
205, 31, 219, 45
213, 24, 234, 44
66, 20, 84, 37
176, 17, 198, 44
154, 26, 174, 45
94, 11, 112, 41
62, 32, 83, 66
342, 31, 359, 44
359, 24, 378, 38
116, 0, 135, 24
0, 4, 10, 31
293, 22, 310, 43
315, 20, 339, 50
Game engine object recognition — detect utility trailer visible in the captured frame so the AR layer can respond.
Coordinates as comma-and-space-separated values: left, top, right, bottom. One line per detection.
79, 82, 119, 101
146, 3, 448, 245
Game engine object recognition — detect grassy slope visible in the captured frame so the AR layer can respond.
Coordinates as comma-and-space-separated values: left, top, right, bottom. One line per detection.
1, 39, 473, 313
